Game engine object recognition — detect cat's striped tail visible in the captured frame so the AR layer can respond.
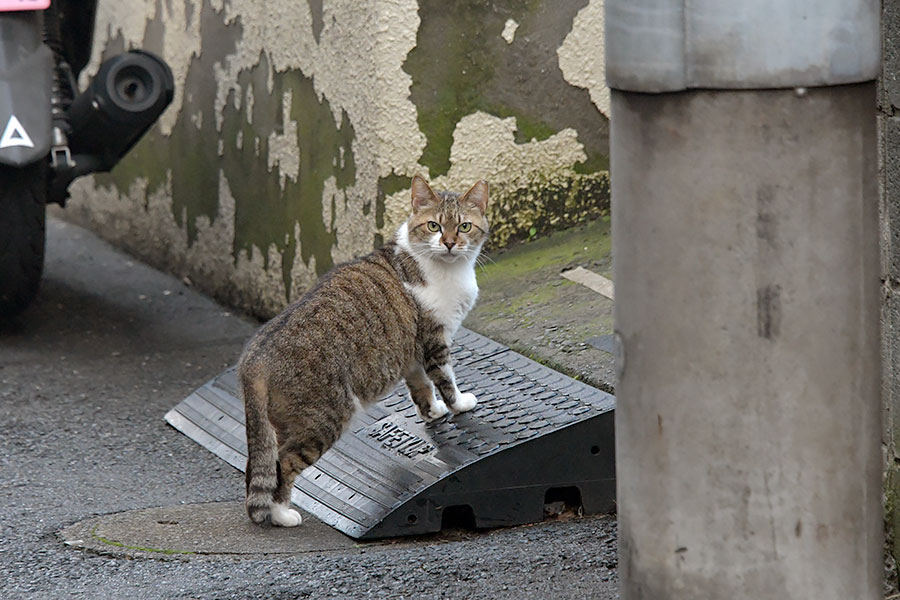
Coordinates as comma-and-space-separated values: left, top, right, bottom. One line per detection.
240, 370, 279, 524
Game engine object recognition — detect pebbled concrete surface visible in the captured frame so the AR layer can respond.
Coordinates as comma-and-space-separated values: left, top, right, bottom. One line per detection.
0, 216, 618, 599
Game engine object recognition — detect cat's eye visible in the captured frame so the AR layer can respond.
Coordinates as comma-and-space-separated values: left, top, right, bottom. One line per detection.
426, 221, 441, 233
458, 222, 472, 233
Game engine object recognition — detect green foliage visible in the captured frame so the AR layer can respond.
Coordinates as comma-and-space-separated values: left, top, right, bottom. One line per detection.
487, 170, 610, 248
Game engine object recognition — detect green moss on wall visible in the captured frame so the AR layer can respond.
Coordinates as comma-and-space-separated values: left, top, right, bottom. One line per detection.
307, 0, 324, 43
374, 172, 412, 248
225, 53, 356, 297
404, 0, 608, 178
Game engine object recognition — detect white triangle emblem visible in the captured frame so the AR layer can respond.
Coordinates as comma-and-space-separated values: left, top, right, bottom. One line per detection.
0, 115, 35, 150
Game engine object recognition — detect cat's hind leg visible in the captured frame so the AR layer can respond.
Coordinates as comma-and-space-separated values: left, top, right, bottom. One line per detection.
271, 418, 344, 527
405, 364, 448, 422
269, 453, 303, 527
241, 372, 281, 525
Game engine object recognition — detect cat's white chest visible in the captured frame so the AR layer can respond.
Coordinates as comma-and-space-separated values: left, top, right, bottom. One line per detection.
412, 263, 478, 336
395, 222, 481, 337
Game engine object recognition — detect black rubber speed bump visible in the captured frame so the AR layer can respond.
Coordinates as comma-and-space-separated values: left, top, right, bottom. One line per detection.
165, 328, 615, 539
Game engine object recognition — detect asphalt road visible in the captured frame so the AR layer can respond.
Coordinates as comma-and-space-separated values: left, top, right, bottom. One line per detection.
0, 217, 619, 600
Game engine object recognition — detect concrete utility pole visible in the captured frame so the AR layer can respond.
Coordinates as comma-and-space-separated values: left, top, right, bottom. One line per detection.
606, 2, 883, 598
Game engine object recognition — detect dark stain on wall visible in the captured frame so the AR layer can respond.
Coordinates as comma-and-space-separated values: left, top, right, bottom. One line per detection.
143, 0, 165, 55
373, 172, 413, 248
756, 284, 782, 340
308, 0, 324, 43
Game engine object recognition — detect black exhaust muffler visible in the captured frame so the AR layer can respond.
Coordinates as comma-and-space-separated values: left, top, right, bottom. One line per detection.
67, 49, 174, 171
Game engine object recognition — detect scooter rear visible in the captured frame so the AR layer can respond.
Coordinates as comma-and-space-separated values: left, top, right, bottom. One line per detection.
0, 1, 174, 316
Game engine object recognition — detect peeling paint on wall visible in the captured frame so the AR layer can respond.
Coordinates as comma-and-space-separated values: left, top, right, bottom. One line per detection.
67, 171, 301, 316
502, 19, 519, 44
558, 0, 610, 118
225, 57, 357, 295
404, 0, 608, 178
266, 88, 300, 186
65, 0, 610, 317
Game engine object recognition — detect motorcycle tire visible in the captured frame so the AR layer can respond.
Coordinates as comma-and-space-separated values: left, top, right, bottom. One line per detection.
0, 162, 46, 317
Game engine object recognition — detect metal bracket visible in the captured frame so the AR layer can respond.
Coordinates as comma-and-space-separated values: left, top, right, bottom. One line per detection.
50, 145, 72, 169
50, 126, 73, 169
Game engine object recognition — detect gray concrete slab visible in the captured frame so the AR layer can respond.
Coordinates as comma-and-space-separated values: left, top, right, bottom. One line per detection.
612, 84, 881, 598
0, 216, 619, 600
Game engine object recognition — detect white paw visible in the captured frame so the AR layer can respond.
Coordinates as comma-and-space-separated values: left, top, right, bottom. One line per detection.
271, 503, 302, 527
419, 398, 449, 422
451, 392, 478, 414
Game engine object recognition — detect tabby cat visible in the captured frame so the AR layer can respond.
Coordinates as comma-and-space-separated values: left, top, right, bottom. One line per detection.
238, 175, 489, 526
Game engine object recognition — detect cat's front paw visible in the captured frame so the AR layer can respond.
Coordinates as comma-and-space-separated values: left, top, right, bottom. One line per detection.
271, 503, 303, 527
419, 398, 449, 422
451, 392, 478, 414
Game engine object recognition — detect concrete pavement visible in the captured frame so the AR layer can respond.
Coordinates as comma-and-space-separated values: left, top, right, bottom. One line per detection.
0, 216, 618, 599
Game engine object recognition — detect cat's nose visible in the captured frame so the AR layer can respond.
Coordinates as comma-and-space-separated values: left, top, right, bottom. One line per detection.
444, 241, 456, 252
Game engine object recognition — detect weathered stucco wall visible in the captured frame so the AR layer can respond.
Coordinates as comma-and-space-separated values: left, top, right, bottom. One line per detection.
64, 0, 609, 317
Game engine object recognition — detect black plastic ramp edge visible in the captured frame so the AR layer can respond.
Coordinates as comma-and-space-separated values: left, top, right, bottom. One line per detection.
165, 327, 615, 539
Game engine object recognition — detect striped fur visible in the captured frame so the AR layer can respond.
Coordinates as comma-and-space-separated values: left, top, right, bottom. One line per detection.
238, 176, 489, 526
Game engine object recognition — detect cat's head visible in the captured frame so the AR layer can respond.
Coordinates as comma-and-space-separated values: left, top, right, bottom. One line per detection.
406, 175, 489, 264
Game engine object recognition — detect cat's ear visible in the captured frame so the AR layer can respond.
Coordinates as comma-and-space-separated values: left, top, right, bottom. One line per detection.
461, 180, 489, 215
411, 175, 438, 213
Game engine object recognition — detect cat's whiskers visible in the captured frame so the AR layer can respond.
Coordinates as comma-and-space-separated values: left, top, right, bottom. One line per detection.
405, 245, 435, 263
477, 251, 496, 265
474, 251, 495, 272
408, 243, 468, 264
